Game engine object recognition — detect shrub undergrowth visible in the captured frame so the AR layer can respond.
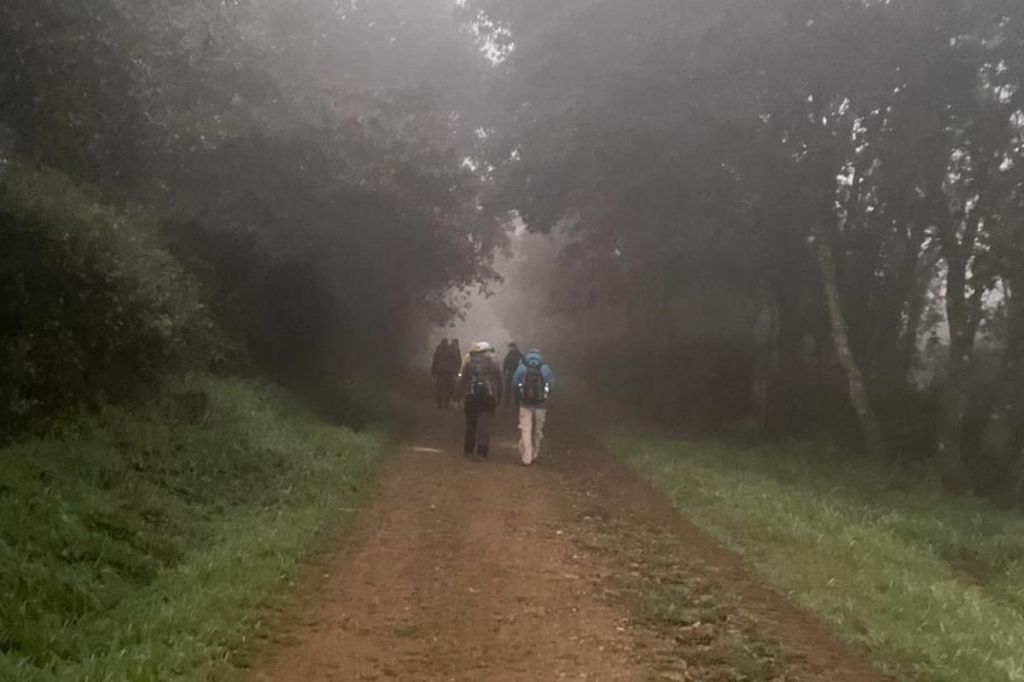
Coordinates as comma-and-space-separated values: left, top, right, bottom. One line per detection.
606, 434, 1024, 682
0, 375, 386, 681
0, 162, 223, 436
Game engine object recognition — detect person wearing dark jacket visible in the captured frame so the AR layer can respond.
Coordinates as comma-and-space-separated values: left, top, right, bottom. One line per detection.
502, 342, 524, 409
448, 339, 463, 378
457, 341, 503, 459
431, 338, 458, 410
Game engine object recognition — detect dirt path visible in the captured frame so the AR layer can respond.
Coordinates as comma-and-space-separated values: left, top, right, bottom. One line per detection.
248, 411, 889, 682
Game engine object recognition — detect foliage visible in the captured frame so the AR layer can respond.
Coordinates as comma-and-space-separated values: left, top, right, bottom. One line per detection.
0, 375, 385, 681
0, 163, 222, 436
474, 0, 1024, 493
608, 432, 1024, 682
0, 0, 503, 397
0, 2, 483, 677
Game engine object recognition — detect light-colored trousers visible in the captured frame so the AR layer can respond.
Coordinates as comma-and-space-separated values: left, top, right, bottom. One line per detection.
518, 405, 548, 465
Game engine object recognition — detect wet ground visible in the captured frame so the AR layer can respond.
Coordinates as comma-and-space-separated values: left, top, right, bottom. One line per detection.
248, 409, 889, 682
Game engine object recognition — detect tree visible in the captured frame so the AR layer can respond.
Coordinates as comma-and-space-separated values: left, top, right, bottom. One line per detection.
1, 0, 504, 409
474, 0, 1024, 489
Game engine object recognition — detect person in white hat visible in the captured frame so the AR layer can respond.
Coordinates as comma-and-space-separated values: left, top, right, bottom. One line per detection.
456, 341, 503, 459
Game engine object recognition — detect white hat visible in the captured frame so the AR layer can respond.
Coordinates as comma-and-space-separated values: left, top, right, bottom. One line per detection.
471, 341, 494, 353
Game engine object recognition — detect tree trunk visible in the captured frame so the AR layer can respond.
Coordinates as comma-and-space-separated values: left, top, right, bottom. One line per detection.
984, 275, 1024, 497
1008, 278, 1024, 500
767, 259, 810, 438
814, 232, 888, 459
935, 202, 983, 488
751, 296, 779, 431
937, 279, 981, 489
936, 364, 968, 486
897, 247, 941, 383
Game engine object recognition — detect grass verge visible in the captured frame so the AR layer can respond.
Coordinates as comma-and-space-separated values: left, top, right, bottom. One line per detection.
0, 376, 387, 681
604, 434, 1024, 682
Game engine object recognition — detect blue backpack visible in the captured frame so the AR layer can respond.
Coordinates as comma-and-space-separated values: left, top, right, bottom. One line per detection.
519, 365, 549, 405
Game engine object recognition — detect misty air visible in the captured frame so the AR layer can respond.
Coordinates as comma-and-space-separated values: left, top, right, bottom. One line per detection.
2, 1, 1024, 680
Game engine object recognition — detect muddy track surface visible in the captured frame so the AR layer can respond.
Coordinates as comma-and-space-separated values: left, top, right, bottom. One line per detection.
248, 410, 890, 682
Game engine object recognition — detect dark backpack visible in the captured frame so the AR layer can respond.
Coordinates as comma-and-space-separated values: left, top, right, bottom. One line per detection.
468, 356, 497, 399
519, 365, 548, 405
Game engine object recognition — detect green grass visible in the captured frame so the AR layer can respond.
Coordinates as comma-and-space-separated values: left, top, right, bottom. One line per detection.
0, 376, 387, 681
604, 433, 1024, 682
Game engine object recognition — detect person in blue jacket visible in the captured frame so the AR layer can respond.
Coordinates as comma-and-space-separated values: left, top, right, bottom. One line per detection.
513, 349, 555, 466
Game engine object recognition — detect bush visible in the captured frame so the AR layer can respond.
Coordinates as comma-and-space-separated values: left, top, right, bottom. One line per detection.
0, 375, 385, 680
0, 163, 222, 435
609, 433, 1024, 682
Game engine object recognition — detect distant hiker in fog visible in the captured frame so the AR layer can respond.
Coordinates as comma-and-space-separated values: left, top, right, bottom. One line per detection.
449, 339, 464, 378
502, 342, 524, 409
431, 338, 458, 410
431, 338, 447, 404
514, 349, 555, 466
457, 341, 503, 459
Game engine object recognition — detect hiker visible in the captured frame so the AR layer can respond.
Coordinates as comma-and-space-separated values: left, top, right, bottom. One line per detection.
502, 342, 524, 409
449, 339, 463, 379
457, 341, 503, 459
513, 349, 555, 466
441, 339, 463, 409
431, 338, 456, 410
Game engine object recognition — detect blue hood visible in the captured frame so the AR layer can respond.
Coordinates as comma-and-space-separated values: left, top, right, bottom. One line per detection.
524, 350, 544, 368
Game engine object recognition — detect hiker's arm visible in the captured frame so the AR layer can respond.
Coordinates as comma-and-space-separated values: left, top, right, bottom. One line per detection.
455, 370, 468, 400
543, 364, 555, 391
512, 364, 526, 389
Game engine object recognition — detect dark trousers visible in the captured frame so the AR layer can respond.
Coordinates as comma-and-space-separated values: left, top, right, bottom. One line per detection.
435, 372, 456, 409
504, 378, 518, 409
464, 395, 496, 455
504, 384, 520, 428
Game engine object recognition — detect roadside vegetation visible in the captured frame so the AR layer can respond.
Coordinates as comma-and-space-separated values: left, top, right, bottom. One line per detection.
0, 163, 223, 436
1, 3, 494, 677
480, 0, 1024, 499
475, 1, 1024, 675
0, 375, 385, 681
9, 0, 1024, 678
0, 72, 400, 682
606, 432, 1024, 682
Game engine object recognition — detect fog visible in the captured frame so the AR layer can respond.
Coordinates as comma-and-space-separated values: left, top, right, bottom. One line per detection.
424, 272, 513, 368
12, 4, 1024, 679
4, 0, 1024, 497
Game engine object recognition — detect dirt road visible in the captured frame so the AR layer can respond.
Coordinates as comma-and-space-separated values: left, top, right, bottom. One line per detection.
248, 411, 889, 681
